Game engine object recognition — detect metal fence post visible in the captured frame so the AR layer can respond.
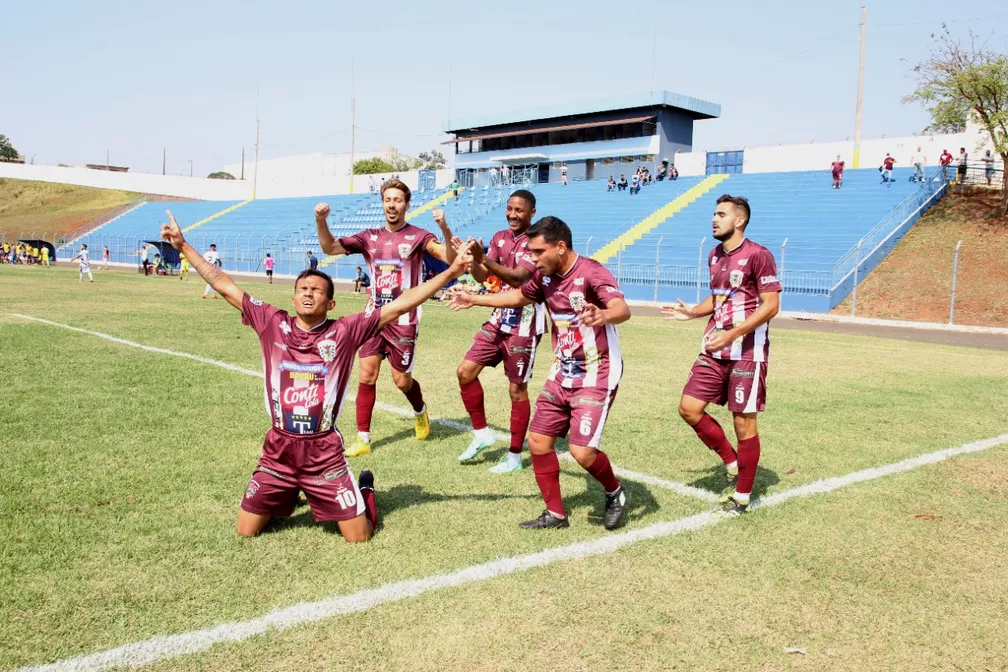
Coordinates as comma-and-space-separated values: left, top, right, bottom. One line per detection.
949, 240, 963, 324
616, 245, 623, 285
696, 236, 707, 303
851, 238, 863, 317
653, 236, 664, 302
585, 236, 593, 256
780, 238, 788, 310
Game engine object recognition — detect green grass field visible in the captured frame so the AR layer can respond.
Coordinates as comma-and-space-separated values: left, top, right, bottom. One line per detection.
2, 265, 1007, 671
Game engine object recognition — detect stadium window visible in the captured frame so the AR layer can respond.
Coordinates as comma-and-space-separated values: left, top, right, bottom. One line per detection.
601, 157, 615, 165
620, 156, 634, 164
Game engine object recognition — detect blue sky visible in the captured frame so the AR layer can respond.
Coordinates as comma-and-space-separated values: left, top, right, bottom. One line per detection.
4, 0, 1007, 175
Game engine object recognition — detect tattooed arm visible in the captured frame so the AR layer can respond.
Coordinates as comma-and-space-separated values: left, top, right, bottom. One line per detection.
161, 211, 244, 311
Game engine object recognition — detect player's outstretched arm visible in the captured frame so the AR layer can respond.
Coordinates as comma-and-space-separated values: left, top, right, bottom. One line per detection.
161, 211, 243, 311
662, 296, 714, 321
430, 209, 456, 265
379, 240, 473, 329
446, 286, 533, 311
314, 203, 346, 256
482, 254, 532, 288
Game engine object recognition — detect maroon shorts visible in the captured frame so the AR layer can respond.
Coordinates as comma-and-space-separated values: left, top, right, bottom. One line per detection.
464, 323, 541, 384
682, 354, 768, 413
359, 323, 418, 373
529, 380, 618, 448
240, 429, 365, 522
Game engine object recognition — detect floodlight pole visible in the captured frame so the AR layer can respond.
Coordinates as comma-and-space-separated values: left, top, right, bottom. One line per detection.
853, 4, 867, 169
349, 58, 356, 195
252, 83, 260, 200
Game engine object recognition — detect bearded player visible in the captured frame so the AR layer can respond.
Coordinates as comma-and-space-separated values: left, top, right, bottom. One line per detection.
449, 216, 632, 530
662, 194, 781, 516
315, 178, 456, 457
161, 210, 473, 541
454, 189, 546, 474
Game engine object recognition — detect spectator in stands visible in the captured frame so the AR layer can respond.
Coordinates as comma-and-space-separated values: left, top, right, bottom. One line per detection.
957, 148, 968, 183
830, 154, 845, 189
306, 249, 318, 271
102, 246, 110, 270
607, 176, 616, 192
911, 146, 926, 183
618, 174, 628, 191
561, 162, 568, 186
668, 163, 679, 181
264, 253, 274, 284
656, 161, 667, 181
501, 164, 510, 184
630, 172, 640, 195
939, 149, 953, 181
452, 179, 460, 201
983, 150, 996, 185
354, 265, 371, 293
881, 153, 896, 188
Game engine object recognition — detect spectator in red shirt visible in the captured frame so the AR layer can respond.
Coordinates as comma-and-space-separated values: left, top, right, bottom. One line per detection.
939, 149, 953, 181
830, 154, 845, 189
881, 153, 896, 188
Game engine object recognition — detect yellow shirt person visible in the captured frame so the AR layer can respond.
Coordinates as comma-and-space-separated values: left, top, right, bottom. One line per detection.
179, 256, 190, 281
41, 247, 50, 267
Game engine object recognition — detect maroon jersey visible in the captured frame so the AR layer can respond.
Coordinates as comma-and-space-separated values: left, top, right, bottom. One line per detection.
521, 255, 624, 390
883, 157, 896, 170
486, 228, 545, 337
339, 224, 436, 326
241, 293, 381, 435
830, 160, 845, 175
704, 238, 781, 363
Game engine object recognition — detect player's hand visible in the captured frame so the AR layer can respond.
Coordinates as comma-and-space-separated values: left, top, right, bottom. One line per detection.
469, 238, 485, 265
661, 300, 694, 321
314, 202, 330, 223
445, 285, 475, 310
704, 329, 735, 353
449, 240, 474, 277
161, 211, 185, 251
432, 208, 448, 229
579, 303, 607, 327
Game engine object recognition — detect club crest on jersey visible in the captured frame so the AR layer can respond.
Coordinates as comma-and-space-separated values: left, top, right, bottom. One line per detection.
568, 291, 586, 313
317, 340, 338, 363
729, 269, 744, 288
279, 321, 292, 335
398, 243, 412, 258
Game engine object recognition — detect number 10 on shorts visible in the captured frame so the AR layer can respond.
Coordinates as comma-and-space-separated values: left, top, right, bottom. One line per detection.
335, 489, 357, 509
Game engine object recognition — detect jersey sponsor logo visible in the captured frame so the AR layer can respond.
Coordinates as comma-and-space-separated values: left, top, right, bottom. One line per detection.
317, 339, 338, 363
279, 321, 292, 335
730, 369, 756, 378
282, 383, 321, 409
737, 258, 748, 266
404, 234, 416, 240
572, 396, 607, 408
760, 275, 779, 284
568, 291, 586, 313
573, 277, 585, 286
279, 361, 328, 374
729, 269, 744, 288
249, 297, 263, 306
398, 243, 412, 258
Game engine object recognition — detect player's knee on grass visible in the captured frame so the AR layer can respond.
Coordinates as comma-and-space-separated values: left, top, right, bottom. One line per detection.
337, 515, 372, 543
508, 382, 529, 404
236, 511, 271, 537
568, 444, 598, 469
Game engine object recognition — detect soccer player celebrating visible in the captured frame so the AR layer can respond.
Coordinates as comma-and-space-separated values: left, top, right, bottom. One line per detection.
160, 210, 473, 541
448, 216, 632, 530
662, 194, 781, 516
452, 189, 545, 473
315, 178, 456, 457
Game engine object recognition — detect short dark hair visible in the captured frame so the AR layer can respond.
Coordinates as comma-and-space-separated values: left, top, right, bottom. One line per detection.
527, 216, 572, 248
295, 269, 334, 300
716, 194, 751, 228
509, 189, 536, 209
380, 178, 411, 203
210, 243, 217, 249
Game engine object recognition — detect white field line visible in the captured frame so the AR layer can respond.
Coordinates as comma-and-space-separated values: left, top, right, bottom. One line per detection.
16, 431, 1008, 672
7, 313, 710, 501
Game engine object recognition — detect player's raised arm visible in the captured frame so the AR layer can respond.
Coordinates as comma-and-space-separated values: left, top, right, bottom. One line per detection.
429, 208, 456, 265
446, 286, 533, 312
378, 240, 473, 329
161, 211, 244, 311
314, 203, 347, 256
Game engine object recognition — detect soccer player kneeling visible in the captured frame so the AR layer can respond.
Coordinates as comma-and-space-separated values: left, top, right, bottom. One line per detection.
161, 211, 473, 541
663, 194, 781, 515
449, 216, 632, 530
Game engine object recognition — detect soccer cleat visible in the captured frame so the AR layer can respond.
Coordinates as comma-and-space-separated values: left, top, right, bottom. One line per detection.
345, 437, 371, 458
720, 470, 739, 502
488, 454, 523, 474
720, 496, 749, 516
519, 510, 569, 530
458, 434, 495, 461
202, 295, 208, 300
603, 486, 629, 530
358, 470, 374, 492
414, 408, 431, 440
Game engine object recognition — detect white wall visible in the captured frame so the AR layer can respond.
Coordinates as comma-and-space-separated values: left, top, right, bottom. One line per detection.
0, 162, 252, 200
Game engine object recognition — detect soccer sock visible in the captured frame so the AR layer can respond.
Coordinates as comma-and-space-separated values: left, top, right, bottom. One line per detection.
693, 414, 738, 466
360, 484, 377, 530
356, 383, 376, 433
530, 452, 566, 518
735, 434, 762, 500
508, 399, 531, 454
460, 379, 488, 430
585, 450, 621, 493
404, 379, 425, 414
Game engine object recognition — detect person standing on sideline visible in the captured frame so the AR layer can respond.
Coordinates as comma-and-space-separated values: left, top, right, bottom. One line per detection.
264, 253, 275, 283
102, 246, 110, 270
881, 153, 896, 187
939, 149, 953, 181
957, 147, 968, 183
180, 254, 190, 281
306, 250, 318, 272
830, 155, 845, 189
560, 163, 568, 186
911, 146, 926, 182
662, 194, 781, 516
141, 244, 151, 275
71, 244, 94, 283
202, 244, 221, 299
982, 150, 996, 186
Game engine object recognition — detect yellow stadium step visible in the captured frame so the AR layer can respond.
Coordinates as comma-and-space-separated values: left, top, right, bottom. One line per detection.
181, 198, 254, 234
590, 174, 730, 264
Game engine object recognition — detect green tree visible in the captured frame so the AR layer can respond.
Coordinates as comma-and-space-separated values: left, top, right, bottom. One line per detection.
0, 134, 19, 161
905, 26, 1008, 218
353, 157, 396, 174
417, 149, 447, 170
207, 171, 236, 180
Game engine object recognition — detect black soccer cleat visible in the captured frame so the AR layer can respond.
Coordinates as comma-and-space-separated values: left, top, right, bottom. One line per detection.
519, 510, 570, 530
358, 470, 374, 492
720, 495, 749, 516
603, 486, 629, 530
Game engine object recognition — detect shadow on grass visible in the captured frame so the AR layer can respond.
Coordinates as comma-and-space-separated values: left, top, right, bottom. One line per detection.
686, 463, 780, 500
561, 470, 661, 529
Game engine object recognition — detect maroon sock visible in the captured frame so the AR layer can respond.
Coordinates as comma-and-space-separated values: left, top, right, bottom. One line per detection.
459, 379, 487, 430
530, 452, 566, 517
361, 486, 377, 530
508, 399, 531, 453
585, 450, 621, 493
736, 435, 761, 496
404, 379, 425, 413
693, 414, 738, 465
356, 383, 376, 433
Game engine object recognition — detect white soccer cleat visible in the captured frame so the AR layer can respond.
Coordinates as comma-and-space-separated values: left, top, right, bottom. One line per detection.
458, 432, 495, 462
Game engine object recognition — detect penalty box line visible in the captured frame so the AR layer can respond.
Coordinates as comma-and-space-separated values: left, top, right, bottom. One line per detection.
17, 431, 1008, 672
8, 313, 714, 502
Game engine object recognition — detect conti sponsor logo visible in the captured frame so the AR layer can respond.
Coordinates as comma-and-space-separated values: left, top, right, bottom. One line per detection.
283, 385, 320, 407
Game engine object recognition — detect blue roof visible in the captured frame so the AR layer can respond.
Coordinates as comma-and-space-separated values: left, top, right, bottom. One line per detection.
444, 90, 720, 132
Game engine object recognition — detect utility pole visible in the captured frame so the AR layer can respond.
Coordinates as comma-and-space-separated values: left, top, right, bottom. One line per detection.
188, 159, 193, 177
162, 147, 166, 175
106, 149, 109, 171
853, 3, 867, 168
349, 58, 356, 195
253, 83, 260, 200
241, 147, 245, 180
